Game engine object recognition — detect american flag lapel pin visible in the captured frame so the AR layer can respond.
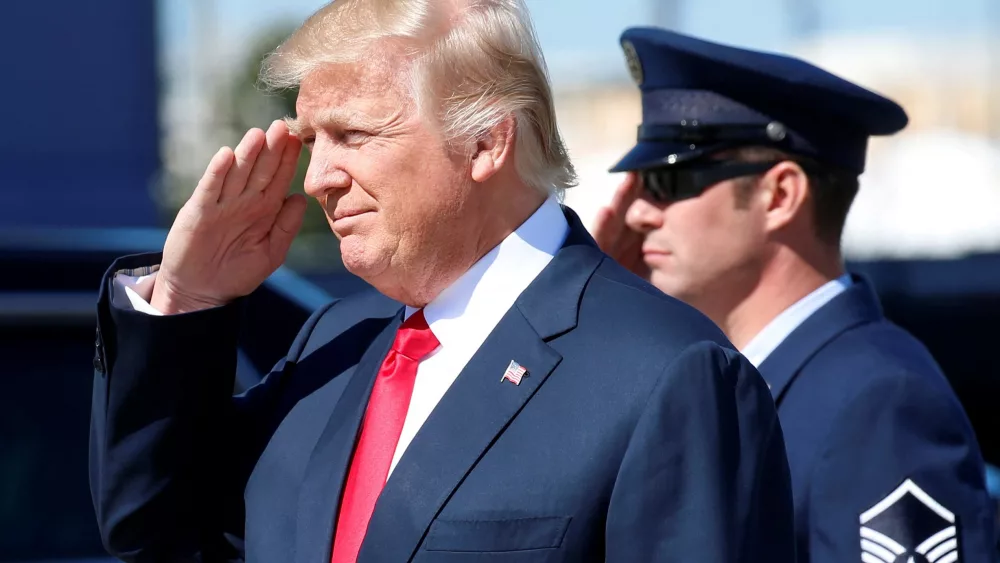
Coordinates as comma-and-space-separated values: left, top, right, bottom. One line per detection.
501, 360, 528, 386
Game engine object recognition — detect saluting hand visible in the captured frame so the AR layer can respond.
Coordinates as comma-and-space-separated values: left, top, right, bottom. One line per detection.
592, 172, 649, 280
150, 120, 308, 315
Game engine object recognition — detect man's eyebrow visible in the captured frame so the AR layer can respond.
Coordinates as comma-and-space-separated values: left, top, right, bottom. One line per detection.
315, 107, 382, 129
283, 108, 381, 138
283, 116, 305, 137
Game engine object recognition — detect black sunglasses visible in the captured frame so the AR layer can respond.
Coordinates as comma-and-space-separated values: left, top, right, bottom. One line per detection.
639, 161, 785, 203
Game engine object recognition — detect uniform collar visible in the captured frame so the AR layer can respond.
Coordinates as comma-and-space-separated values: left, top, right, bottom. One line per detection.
741, 274, 853, 368
758, 274, 884, 401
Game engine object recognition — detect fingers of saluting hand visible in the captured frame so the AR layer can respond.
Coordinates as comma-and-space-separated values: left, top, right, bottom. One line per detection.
592, 206, 619, 247
191, 146, 235, 206
190, 120, 303, 209
216, 127, 268, 201
609, 172, 639, 220
243, 120, 291, 195
267, 194, 309, 268
593, 172, 640, 246
262, 132, 304, 204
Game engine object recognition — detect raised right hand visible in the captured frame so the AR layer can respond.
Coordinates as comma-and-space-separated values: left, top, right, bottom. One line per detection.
592, 172, 649, 280
150, 120, 309, 314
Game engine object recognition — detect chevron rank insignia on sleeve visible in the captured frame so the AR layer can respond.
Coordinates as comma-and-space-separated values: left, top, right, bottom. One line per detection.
859, 478, 960, 563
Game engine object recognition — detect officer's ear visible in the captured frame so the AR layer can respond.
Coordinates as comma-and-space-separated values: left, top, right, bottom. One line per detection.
760, 160, 811, 234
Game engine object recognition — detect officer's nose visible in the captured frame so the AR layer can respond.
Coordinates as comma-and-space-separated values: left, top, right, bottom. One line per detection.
625, 195, 664, 234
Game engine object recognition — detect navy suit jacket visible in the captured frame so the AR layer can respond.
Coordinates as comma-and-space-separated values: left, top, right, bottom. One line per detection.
761, 276, 997, 562
89, 208, 795, 562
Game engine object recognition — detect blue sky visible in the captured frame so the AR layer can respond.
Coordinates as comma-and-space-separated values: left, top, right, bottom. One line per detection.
159, 0, 994, 85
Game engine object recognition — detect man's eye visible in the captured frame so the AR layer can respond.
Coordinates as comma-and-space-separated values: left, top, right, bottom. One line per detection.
343, 130, 368, 142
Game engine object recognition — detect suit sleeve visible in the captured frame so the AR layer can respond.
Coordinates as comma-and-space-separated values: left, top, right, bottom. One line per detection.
605, 341, 797, 563
807, 372, 998, 563
88, 254, 335, 562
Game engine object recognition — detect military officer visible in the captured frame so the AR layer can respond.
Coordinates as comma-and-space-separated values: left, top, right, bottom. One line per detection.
594, 26, 999, 562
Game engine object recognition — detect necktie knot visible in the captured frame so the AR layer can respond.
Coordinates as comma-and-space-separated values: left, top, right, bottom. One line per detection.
391, 309, 439, 361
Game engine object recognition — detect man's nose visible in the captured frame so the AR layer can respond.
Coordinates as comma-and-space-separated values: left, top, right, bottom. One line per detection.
625, 196, 664, 234
303, 141, 352, 199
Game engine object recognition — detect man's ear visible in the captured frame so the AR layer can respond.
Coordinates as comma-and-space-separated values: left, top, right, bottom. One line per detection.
471, 115, 515, 183
761, 161, 810, 233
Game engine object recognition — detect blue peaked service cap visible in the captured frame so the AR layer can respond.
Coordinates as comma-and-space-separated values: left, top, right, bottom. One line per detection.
609, 27, 909, 174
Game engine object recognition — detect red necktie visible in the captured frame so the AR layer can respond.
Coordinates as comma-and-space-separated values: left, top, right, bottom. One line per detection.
330, 309, 440, 563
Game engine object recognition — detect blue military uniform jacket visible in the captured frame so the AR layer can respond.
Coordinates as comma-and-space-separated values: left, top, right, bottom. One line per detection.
89, 208, 796, 562
761, 275, 997, 562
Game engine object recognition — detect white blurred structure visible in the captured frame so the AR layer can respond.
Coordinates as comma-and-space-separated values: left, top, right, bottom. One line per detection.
799, 32, 1000, 258
844, 129, 1000, 259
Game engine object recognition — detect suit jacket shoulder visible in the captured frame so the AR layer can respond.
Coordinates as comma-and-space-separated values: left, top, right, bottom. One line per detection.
586, 256, 735, 354
298, 288, 402, 359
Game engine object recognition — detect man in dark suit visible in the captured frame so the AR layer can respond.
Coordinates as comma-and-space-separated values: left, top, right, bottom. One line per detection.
595, 27, 998, 562
88, 3, 795, 562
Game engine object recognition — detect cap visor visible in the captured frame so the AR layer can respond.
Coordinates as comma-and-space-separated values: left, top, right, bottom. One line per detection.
608, 141, 722, 172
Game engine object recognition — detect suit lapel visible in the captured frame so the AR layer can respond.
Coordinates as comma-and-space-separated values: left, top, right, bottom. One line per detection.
357, 207, 605, 563
762, 275, 883, 403
294, 309, 404, 563
358, 309, 562, 562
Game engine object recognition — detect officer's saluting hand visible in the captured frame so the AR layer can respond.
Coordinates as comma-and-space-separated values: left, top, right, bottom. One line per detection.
593, 171, 648, 279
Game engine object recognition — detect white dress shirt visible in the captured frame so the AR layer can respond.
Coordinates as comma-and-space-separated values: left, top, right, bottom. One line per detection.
740, 273, 853, 368
114, 196, 570, 479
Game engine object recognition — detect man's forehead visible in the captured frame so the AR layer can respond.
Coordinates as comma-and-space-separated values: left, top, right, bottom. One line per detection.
294, 62, 410, 115
305, 54, 408, 94
289, 69, 412, 134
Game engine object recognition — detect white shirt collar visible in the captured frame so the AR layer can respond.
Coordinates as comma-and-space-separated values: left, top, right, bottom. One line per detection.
741, 273, 853, 368
405, 196, 569, 351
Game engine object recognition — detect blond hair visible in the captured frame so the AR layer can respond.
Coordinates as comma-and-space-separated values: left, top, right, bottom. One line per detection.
260, 0, 577, 195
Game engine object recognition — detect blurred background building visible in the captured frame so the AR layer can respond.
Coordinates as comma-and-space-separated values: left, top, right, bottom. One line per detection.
0, 0, 997, 560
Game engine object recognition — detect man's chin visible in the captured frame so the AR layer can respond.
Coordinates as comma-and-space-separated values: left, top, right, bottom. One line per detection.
340, 242, 387, 281
341, 256, 378, 280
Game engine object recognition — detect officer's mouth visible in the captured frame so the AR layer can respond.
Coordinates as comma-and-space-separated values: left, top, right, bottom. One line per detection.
642, 248, 672, 264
